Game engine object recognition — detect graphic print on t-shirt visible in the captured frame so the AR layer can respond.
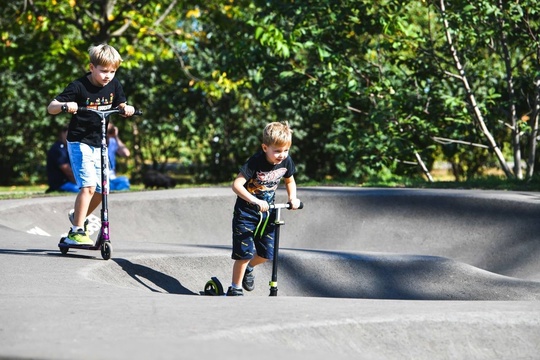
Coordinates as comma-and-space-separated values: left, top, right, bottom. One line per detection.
86, 93, 115, 110
246, 167, 288, 196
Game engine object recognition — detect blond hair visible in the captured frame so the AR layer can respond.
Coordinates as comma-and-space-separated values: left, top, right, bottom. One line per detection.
89, 44, 123, 68
263, 122, 293, 147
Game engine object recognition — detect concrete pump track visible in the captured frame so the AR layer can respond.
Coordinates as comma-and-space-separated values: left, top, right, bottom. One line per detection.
1, 187, 539, 359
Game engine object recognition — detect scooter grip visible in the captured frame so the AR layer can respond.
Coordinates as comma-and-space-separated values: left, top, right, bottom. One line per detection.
285, 201, 303, 210
62, 105, 88, 112
120, 108, 142, 115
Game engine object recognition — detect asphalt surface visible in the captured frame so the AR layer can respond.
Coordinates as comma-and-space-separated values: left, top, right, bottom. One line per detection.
1, 187, 539, 359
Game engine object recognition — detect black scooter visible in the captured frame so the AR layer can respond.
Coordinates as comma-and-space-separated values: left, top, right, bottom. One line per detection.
204, 201, 304, 296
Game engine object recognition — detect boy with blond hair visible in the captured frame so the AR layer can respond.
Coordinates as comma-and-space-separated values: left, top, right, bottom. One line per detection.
47, 44, 135, 245
228, 121, 302, 296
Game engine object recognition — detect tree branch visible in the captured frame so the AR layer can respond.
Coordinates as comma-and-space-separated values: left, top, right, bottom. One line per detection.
432, 136, 490, 149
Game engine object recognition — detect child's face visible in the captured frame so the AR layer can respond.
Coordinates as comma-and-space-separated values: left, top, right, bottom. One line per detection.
88, 63, 117, 87
262, 143, 290, 165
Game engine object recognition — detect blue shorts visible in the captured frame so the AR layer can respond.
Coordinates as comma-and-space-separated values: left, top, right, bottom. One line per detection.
67, 141, 103, 193
231, 199, 276, 260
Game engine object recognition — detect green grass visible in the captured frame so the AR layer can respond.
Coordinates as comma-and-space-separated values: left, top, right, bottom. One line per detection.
356, 177, 540, 191
0, 185, 52, 200
299, 174, 540, 191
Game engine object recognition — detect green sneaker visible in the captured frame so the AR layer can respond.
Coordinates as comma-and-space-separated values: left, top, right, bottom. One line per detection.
65, 228, 94, 246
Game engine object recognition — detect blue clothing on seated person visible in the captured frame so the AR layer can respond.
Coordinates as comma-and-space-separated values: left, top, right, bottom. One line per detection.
46, 137, 79, 193
110, 174, 130, 191
108, 134, 130, 191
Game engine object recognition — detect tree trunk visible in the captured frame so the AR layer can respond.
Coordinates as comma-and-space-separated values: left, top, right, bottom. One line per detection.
439, 0, 514, 178
526, 76, 540, 179
498, 0, 522, 179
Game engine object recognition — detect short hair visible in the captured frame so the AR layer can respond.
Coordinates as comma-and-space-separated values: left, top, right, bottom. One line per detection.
263, 122, 293, 147
89, 44, 123, 68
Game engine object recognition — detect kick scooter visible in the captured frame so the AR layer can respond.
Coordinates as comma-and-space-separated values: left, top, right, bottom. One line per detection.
204, 201, 304, 296
58, 106, 142, 260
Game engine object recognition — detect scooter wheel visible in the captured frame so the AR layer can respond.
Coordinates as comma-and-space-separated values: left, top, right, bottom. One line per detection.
59, 237, 68, 255
101, 242, 112, 260
204, 277, 224, 296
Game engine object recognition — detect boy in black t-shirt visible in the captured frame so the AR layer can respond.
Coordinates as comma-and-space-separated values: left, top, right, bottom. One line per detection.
228, 122, 302, 296
47, 44, 135, 245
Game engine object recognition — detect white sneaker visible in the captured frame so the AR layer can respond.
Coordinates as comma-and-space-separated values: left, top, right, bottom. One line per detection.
68, 209, 89, 232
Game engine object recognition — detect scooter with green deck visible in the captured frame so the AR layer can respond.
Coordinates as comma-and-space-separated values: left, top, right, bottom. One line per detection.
204, 201, 304, 296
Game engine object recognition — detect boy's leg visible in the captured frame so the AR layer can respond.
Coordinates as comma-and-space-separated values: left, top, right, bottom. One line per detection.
227, 259, 249, 296
87, 191, 102, 216
65, 141, 100, 245
65, 186, 95, 246
73, 187, 96, 228
242, 254, 267, 291
247, 254, 267, 268
68, 141, 102, 226
229, 202, 261, 296
231, 259, 250, 287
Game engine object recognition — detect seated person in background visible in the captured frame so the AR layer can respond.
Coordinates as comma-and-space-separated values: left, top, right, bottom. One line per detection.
46, 126, 79, 193
107, 123, 131, 191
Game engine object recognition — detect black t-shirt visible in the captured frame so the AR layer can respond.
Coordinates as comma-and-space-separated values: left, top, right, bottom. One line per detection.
239, 150, 296, 203
54, 73, 127, 147
46, 140, 70, 191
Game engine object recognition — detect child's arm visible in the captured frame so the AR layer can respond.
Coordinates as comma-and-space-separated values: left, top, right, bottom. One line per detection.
115, 138, 130, 157
284, 175, 301, 209
232, 173, 269, 211
110, 126, 130, 157
59, 163, 76, 183
47, 100, 78, 115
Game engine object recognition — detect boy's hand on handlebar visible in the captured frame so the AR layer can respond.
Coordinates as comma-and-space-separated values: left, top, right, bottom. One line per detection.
62, 102, 78, 114
255, 199, 269, 212
120, 105, 135, 117
289, 198, 302, 210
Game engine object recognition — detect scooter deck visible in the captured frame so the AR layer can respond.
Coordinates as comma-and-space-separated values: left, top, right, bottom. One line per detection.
58, 242, 100, 251
58, 236, 113, 260
58, 236, 101, 249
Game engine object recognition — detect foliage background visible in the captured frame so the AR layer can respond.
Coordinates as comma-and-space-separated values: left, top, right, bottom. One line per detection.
1, 0, 539, 186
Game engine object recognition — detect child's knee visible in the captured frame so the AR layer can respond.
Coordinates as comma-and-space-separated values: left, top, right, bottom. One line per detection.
81, 186, 96, 196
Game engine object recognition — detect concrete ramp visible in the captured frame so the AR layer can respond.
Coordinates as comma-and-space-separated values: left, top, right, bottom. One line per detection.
87, 249, 540, 300
1, 187, 540, 359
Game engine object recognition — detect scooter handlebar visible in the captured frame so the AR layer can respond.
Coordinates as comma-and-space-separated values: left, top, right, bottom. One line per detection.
256, 201, 304, 211
61, 105, 142, 116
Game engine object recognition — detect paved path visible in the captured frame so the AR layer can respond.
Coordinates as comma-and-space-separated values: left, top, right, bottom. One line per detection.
1, 187, 539, 359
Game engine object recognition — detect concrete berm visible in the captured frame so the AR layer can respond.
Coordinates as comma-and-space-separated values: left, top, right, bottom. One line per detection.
0, 187, 539, 359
